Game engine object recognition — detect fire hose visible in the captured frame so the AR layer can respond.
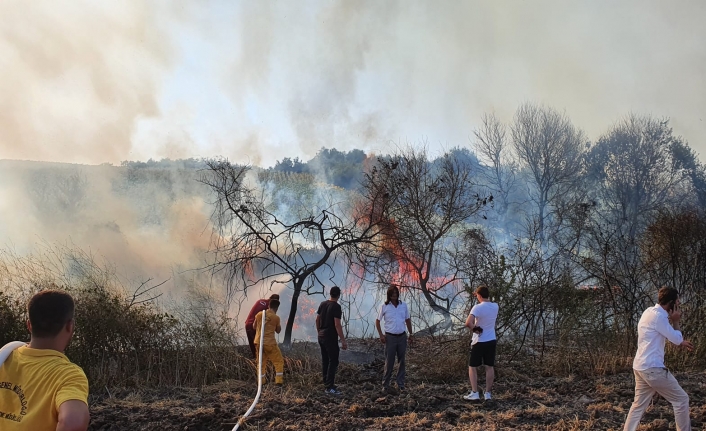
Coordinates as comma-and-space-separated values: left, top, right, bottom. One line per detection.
0, 341, 27, 367
232, 309, 267, 431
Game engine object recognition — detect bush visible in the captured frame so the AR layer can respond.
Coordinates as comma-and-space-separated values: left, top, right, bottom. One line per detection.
0, 244, 252, 387
0, 291, 26, 346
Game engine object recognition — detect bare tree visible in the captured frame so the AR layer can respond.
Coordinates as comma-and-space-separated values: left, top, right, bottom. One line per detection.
569, 115, 692, 351
670, 138, 706, 210
473, 113, 517, 217
360, 147, 486, 332
200, 159, 387, 346
585, 115, 690, 241
511, 103, 586, 244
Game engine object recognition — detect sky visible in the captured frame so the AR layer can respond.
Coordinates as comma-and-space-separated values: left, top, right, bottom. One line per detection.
1, 0, 705, 167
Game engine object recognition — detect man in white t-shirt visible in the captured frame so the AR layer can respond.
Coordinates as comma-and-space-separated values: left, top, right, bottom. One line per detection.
463, 285, 498, 401
375, 284, 412, 392
623, 287, 694, 431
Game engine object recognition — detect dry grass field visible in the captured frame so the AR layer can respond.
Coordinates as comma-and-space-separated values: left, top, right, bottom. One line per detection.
87, 339, 706, 430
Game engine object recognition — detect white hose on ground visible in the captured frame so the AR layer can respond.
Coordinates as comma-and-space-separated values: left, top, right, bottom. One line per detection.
232, 309, 267, 431
0, 341, 27, 367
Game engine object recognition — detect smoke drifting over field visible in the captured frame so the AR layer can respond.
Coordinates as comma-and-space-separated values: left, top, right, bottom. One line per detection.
1, 1, 704, 166
0, 161, 211, 291
0, 159, 382, 341
2, 1, 706, 343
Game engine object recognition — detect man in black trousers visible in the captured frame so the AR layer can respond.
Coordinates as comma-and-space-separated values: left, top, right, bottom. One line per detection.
315, 286, 348, 395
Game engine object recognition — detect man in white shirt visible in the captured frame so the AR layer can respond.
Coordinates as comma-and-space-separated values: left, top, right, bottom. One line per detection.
623, 287, 694, 431
463, 285, 499, 401
375, 284, 412, 392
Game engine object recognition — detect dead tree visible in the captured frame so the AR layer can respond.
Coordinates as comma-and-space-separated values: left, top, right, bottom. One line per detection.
473, 113, 517, 217
511, 103, 586, 245
200, 159, 387, 346
359, 147, 487, 332
572, 115, 693, 350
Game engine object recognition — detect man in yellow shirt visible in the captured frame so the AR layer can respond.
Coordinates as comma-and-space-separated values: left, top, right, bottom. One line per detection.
252, 298, 284, 384
0, 290, 89, 431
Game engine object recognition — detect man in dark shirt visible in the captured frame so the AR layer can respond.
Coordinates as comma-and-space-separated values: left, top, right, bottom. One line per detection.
244, 294, 280, 358
315, 286, 347, 395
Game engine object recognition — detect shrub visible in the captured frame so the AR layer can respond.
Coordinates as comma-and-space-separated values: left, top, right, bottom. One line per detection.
0, 291, 26, 346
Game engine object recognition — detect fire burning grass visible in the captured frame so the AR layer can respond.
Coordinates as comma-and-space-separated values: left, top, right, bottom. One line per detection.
87, 339, 706, 430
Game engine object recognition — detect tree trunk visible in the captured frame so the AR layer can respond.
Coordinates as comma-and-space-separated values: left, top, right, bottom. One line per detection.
283, 278, 303, 348
418, 279, 452, 334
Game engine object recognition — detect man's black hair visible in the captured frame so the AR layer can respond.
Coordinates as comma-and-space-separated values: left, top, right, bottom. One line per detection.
385, 285, 400, 305
269, 299, 280, 310
28, 290, 75, 338
330, 286, 341, 299
475, 285, 490, 299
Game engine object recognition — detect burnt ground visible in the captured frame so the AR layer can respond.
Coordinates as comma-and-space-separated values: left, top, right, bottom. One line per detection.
87, 340, 706, 430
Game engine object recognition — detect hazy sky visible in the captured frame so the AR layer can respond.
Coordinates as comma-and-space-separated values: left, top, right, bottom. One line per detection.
1, 0, 705, 167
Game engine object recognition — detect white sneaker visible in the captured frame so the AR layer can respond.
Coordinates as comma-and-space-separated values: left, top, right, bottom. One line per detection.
484, 392, 492, 400
463, 391, 480, 401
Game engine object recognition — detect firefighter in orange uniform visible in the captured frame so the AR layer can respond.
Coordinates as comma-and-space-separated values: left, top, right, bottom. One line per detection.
244, 293, 279, 358
253, 298, 284, 384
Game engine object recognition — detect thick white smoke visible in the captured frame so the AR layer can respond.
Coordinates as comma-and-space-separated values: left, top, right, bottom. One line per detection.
2, 1, 704, 165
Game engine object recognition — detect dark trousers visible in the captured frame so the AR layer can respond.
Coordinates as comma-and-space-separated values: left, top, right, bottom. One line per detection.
383, 333, 407, 388
319, 337, 340, 389
246, 326, 256, 358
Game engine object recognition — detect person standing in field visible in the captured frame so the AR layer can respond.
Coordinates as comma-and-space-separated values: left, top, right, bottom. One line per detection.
463, 285, 498, 401
0, 290, 90, 431
244, 293, 280, 358
252, 298, 284, 385
375, 284, 412, 393
316, 286, 348, 395
623, 287, 694, 431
